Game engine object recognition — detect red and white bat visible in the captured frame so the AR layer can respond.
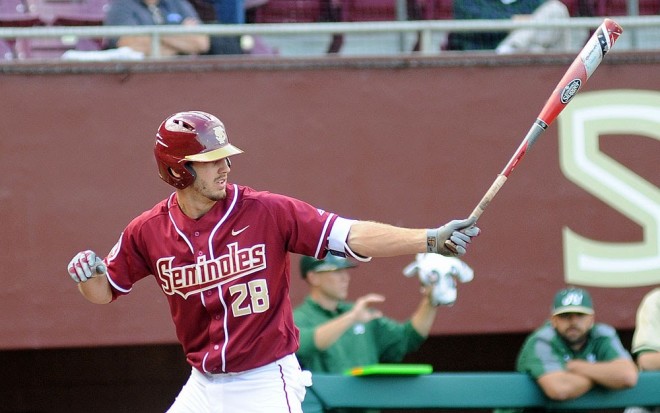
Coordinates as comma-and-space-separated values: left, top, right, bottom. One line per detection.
447, 18, 623, 251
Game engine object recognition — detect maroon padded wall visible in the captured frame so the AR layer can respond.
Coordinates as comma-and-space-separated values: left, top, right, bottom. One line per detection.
0, 54, 657, 349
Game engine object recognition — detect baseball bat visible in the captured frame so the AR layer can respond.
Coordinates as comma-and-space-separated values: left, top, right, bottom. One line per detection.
446, 18, 623, 251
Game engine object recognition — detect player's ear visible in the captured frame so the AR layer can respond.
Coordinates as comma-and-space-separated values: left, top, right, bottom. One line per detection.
169, 167, 181, 179
169, 163, 197, 182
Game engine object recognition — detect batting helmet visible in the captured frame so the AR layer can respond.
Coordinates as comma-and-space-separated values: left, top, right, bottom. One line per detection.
154, 111, 243, 189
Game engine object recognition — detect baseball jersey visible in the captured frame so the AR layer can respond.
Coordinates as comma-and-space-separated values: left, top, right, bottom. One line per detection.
104, 184, 340, 373
516, 321, 632, 379
293, 296, 425, 374
631, 287, 660, 355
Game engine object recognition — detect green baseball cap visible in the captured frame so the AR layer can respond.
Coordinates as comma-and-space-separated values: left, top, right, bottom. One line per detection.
299, 254, 357, 278
552, 287, 594, 316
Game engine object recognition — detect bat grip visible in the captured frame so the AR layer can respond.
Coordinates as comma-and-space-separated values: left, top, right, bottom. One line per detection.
468, 174, 509, 222
443, 174, 508, 253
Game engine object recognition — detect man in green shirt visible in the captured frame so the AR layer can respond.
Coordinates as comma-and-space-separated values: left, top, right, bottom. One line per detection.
516, 287, 638, 401
293, 254, 439, 375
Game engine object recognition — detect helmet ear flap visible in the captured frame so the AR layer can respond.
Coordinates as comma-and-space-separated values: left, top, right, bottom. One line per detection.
165, 162, 196, 187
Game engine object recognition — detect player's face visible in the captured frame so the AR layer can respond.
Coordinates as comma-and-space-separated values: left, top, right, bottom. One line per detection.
316, 270, 351, 302
190, 159, 230, 201
551, 312, 594, 349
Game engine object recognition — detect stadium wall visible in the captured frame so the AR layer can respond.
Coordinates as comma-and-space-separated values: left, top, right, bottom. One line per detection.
0, 53, 658, 349
0, 51, 658, 412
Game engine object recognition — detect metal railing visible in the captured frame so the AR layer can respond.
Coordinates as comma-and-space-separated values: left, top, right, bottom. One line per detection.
0, 15, 659, 59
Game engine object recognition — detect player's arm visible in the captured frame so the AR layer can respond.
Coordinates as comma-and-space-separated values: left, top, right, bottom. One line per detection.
312, 294, 384, 350
566, 358, 639, 389
68, 250, 113, 304
637, 351, 660, 371
409, 286, 437, 337
78, 275, 113, 304
535, 370, 594, 400
345, 218, 479, 258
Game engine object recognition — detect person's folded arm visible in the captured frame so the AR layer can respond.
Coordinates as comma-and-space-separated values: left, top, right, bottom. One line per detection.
536, 370, 594, 401
566, 358, 639, 389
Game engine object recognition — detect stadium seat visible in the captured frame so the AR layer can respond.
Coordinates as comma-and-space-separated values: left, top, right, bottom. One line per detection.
339, 0, 397, 22
252, 0, 323, 23
339, 0, 437, 22
15, 0, 107, 59
27, 0, 107, 26
417, 0, 453, 20
0, 38, 14, 59
0, 0, 41, 26
593, 0, 660, 16
0, 0, 43, 58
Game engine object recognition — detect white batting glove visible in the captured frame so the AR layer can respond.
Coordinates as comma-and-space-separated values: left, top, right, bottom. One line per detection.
67, 250, 106, 283
427, 217, 480, 257
403, 253, 474, 306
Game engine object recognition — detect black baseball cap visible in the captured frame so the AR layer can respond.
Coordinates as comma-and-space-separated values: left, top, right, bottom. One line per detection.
299, 255, 357, 279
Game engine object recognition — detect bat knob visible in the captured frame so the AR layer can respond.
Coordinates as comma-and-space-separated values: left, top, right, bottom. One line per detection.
444, 240, 459, 255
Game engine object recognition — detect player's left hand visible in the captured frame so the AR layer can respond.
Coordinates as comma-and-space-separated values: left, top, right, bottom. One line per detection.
67, 250, 106, 283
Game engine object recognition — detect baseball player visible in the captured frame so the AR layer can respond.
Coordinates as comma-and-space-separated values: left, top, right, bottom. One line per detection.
67, 110, 480, 413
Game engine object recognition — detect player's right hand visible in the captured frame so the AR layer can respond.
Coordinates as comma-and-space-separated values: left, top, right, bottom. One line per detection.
67, 250, 106, 283
431, 217, 480, 257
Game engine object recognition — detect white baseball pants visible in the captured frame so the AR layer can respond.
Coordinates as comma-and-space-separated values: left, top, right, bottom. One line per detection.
166, 354, 312, 413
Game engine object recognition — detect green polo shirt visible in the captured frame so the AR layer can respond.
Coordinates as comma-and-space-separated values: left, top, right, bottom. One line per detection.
293, 296, 426, 374
517, 321, 632, 379
493, 321, 633, 413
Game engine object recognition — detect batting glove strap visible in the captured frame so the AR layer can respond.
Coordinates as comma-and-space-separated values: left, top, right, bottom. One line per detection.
426, 227, 463, 256
426, 228, 440, 254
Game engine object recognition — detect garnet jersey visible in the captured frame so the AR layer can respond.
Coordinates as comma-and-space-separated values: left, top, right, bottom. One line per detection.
104, 184, 340, 373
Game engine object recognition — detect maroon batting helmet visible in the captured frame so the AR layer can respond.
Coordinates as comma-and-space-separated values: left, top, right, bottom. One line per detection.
154, 111, 243, 189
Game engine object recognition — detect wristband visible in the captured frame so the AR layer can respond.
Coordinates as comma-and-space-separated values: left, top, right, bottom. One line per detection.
426, 229, 438, 253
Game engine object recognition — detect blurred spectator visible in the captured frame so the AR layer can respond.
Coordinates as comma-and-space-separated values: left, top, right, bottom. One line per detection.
514, 287, 638, 402
624, 287, 660, 413
293, 252, 473, 397
293, 254, 439, 379
213, 0, 245, 24
448, 0, 571, 53
188, 0, 245, 54
104, 0, 210, 57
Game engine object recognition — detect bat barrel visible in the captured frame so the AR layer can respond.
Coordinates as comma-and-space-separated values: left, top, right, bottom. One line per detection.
538, 18, 623, 125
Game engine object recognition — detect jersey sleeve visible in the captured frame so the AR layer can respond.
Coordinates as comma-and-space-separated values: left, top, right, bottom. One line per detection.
250, 189, 372, 261
257, 192, 341, 258
516, 328, 564, 379
376, 318, 425, 363
591, 324, 633, 361
294, 325, 317, 367
103, 218, 154, 299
